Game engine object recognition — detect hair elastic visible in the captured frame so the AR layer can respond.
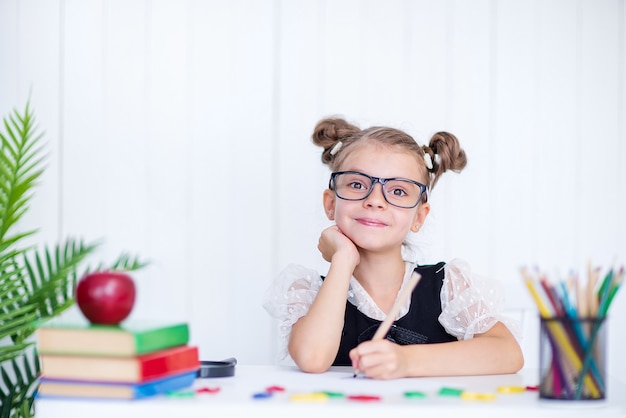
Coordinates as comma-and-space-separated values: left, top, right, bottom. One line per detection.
329, 141, 343, 156
423, 153, 433, 170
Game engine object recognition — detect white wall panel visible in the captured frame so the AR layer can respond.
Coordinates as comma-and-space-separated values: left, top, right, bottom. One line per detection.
276, 0, 328, 278
436, 0, 492, 277
62, 1, 107, 242
614, 0, 626, 380
400, 1, 449, 264
532, 0, 578, 272
99, 0, 153, 323
142, 0, 190, 322
357, 0, 410, 120
320, 0, 364, 119
187, 0, 243, 360
184, 1, 243, 359
3, 0, 62, 249
403, 0, 448, 134
0, 0, 18, 109
184, 0, 277, 363
212, 0, 276, 363
579, 0, 625, 377
579, 0, 622, 266
491, 0, 538, 309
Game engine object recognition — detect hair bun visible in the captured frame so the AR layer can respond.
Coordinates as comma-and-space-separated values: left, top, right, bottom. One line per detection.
428, 132, 467, 188
312, 118, 360, 164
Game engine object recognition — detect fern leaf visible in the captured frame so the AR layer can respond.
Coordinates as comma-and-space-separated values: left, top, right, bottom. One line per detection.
0, 274, 23, 300
108, 252, 151, 272
0, 300, 37, 318
17, 240, 99, 339
0, 101, 45, 246
0, 309, 38, 344
0, 353, 37, 418
0, 384, 16, 418
0, 344, 31, 364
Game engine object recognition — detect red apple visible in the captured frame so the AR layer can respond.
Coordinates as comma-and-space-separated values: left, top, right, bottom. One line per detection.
76, 271, 136, 325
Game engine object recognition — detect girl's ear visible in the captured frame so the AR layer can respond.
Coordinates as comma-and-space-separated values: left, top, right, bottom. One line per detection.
411, 202, 430, 232
323, 189, 336, 220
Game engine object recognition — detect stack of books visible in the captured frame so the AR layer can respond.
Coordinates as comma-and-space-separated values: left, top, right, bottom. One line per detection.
36, 320, 200, 400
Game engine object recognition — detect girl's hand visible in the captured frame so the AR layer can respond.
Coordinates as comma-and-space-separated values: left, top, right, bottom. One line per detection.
349, 339, 407, 380
317, 225, 360, 267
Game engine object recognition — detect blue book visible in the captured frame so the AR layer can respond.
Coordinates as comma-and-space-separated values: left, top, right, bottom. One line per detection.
37, 370, 196, 400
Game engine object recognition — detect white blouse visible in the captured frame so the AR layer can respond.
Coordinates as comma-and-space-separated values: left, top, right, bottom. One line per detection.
262, 258, 521, 362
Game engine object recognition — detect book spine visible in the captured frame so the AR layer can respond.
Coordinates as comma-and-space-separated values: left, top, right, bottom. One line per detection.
37, 370, 197, 400
139, 346, 199, 380
134, 370, 196, 398
134, 323, 190, 354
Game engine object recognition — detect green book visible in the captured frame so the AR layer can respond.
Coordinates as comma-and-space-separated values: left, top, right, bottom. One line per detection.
37, 320, 190, 356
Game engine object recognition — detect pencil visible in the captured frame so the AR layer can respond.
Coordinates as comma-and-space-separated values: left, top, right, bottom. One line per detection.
353, 271, 422, 377
603, 268, 623, 314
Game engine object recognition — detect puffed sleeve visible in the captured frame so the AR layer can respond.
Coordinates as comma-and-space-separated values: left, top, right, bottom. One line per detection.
438, 259, 521, 341
262, 264, 323, 361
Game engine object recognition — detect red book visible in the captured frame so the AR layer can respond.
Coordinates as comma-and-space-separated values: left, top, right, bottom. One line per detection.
40, 345, 200, 383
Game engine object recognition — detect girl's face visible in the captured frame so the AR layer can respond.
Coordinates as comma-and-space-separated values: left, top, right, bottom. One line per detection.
323, 142, 430, 254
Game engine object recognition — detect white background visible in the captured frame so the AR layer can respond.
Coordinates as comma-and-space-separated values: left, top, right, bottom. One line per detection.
1, 0, 624, 376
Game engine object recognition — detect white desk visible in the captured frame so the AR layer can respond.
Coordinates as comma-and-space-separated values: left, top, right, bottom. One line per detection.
35, 365, 626, 418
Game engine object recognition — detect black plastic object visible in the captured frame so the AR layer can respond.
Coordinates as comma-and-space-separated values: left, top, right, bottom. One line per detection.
197, 357, 237, 378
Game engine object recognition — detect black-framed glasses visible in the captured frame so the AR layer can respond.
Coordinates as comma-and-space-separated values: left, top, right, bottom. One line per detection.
329, 171, 427, 209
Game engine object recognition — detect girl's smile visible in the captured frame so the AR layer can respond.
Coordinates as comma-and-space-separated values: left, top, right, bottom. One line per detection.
355, 217, 388, 227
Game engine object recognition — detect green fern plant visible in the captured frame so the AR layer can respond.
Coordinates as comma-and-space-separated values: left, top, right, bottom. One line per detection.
0, 101, 147, 417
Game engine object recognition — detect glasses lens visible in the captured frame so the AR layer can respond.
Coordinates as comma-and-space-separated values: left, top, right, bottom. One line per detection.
383, 180, 422, 208
334, 172, 372, 200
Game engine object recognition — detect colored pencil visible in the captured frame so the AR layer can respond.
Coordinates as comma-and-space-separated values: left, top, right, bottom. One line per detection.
604, 268, 624, 312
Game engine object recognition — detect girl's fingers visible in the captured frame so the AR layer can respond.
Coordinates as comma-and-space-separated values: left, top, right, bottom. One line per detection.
350, 341, 400, 378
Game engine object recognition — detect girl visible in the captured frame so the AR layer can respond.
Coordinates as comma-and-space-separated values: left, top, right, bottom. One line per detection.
263, 117, 524, 379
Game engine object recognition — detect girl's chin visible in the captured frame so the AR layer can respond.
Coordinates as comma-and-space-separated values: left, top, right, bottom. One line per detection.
350, 240, 396, 254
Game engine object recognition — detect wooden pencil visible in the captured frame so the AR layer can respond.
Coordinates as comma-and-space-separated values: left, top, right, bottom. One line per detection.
353, 271, 422, 377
